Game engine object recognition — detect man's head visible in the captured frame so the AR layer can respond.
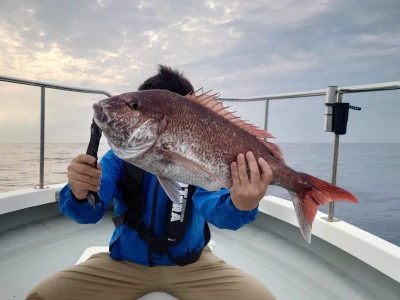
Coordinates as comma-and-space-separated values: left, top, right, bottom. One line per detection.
138, 65, 194, 96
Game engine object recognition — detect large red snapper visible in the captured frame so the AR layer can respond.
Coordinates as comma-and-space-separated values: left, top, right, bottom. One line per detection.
93, 89, 358, 243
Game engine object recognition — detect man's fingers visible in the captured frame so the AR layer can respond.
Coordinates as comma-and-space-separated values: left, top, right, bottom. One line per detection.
68, 172, 101, 187
67, 154, 102, 199
259, 157, 273, 185
236, 153, 249, 184
71, 179, 100, 193
246, 152, 260, 184
73, 154, 97, 165
69, 162, 101, 180
230, 161, 240, 186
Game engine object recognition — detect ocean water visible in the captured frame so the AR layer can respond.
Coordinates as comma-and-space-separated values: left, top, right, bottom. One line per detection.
0, 143, 399, 247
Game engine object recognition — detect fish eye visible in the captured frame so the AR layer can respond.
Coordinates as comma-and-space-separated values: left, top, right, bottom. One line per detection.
129, 102, 142, 110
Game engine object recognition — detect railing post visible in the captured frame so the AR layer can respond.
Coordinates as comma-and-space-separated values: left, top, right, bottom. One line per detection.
39, 86, 45, 189
327, 92, 342, 221
264, 99, 269, 132
322, 86, 340, 222
324, 86, 337, 132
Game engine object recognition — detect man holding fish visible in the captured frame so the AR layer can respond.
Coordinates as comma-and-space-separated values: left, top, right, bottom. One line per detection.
27, 65, 276, 300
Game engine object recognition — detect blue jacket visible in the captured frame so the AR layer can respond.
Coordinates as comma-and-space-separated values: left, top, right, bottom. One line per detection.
59, 150, 258, 266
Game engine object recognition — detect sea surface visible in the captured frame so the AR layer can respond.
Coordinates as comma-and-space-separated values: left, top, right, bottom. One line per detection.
0, 143, 399, 246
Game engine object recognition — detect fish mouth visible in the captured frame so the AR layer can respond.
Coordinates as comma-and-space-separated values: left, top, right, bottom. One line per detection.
93, 103, 112, 126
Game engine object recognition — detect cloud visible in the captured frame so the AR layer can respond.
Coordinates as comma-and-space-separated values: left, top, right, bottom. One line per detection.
203, 51, 320, 94
0, 0, 334, 90
0, 0, 399, 143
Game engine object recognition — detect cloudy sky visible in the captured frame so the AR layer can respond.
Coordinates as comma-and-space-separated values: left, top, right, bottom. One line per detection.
0, 0, 399, 144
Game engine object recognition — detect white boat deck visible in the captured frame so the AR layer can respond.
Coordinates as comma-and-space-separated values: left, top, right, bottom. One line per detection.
1, 200, 399, 300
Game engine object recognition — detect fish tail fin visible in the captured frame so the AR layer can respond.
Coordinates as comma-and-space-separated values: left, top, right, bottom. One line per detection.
292, 172, 358, 243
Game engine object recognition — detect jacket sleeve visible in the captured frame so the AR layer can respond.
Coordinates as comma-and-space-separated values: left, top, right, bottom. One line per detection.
58, 150, 124, 224
192, 187, 258, 230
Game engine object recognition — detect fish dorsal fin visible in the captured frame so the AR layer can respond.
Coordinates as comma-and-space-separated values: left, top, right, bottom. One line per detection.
185, 90, 285, 163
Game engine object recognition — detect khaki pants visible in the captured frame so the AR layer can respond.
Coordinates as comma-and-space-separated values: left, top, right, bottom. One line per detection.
27, 247, 275, 300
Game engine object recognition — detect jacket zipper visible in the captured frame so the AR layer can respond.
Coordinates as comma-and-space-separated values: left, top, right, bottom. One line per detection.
148, 180, 159, 266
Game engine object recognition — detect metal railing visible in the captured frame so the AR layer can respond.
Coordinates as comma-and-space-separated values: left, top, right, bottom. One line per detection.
220, 81, 400, 222
1, 75, 399, 221
0, 75, 112, 189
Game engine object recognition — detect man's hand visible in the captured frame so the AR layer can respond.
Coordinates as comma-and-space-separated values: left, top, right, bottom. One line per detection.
230, 152, 273, 211
67, 154, 102, 200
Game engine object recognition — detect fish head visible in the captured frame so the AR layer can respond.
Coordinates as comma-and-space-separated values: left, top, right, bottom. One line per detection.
93, 91, 167, 159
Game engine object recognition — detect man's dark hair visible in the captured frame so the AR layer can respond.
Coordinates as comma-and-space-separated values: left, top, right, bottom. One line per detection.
138, 65, 194, 96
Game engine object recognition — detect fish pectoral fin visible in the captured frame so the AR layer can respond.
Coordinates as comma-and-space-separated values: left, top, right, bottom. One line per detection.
158, 177, 182, 204
163, 149, 225, 186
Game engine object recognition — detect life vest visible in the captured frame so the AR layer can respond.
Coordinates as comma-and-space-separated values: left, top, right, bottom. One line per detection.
112, 162, 210, 266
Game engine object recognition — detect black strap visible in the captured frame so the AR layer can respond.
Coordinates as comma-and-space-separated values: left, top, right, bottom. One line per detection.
114, 162, 209, 265
166, 221, 211, 266
164, 184, 195, 245
113, 212, 210, 266
120, 163, 146, 212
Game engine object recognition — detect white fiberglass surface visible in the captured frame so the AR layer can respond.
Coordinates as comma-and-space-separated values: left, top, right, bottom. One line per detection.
0, 207, 399, 300
0, 210, 114, 299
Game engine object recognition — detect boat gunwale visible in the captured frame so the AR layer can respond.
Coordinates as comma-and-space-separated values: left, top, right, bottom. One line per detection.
1, 185, 399, 283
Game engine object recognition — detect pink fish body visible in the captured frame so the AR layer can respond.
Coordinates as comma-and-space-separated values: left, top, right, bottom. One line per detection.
93, 89, 358, 242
